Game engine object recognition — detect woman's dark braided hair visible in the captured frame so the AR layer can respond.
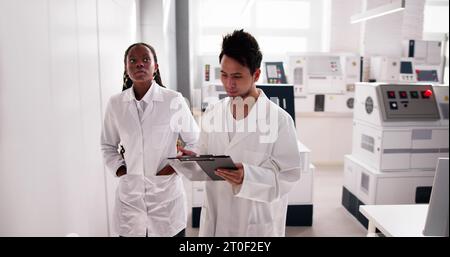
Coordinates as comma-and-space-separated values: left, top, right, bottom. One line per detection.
122, 42, 165, 91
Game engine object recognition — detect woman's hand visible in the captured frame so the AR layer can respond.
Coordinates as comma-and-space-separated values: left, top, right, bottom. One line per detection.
177, 147, 197, 157
156, 165, 176, 176
116, 165, 127, 177
215, 163, 244, 186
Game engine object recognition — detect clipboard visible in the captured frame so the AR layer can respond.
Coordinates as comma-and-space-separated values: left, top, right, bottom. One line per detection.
168, 155, 237, 181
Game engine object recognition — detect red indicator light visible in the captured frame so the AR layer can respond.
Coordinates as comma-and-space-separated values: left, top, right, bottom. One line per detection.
424, 89, 432, 97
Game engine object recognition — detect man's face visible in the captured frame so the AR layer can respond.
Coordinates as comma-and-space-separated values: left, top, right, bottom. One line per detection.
220, 55, 260, 98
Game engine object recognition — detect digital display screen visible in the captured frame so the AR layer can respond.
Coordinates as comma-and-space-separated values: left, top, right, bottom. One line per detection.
265, 62, 287, 83
400, 61, 413, 74
417, 70, 438, 82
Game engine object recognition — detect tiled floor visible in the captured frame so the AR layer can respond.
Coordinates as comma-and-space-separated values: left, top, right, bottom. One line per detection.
285, 164, 367, 237
185, 164, 367, 237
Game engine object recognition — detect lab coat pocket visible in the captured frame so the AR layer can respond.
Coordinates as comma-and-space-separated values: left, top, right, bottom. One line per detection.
116, 175, 146, 234
244, 150, 269, 166
145, 174, 182, 203
118, 175, 145, 202
150, 124, 170, 149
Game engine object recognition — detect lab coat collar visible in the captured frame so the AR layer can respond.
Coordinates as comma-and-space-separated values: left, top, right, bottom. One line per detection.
223, 89, 268, 121
123, 81, 164, 125
225, 89, 269, 151
123, 81, 164, 103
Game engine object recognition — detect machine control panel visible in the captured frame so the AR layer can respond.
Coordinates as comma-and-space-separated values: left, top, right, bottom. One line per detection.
378, 84, 440, 121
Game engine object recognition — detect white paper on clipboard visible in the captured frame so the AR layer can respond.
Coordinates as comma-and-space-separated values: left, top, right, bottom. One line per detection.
168, 159, 212, 181
168, 155, 237, 181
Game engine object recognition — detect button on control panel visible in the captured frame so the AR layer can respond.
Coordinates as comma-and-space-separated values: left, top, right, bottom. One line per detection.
399, 91, 408, 99
389, 101, 398, 110
410, 91, 419, 99
387, 91, 396, 99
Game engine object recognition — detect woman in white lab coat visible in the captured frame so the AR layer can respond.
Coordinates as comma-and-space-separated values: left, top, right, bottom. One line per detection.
180, 30, 301, 236
101, 43, 199, 237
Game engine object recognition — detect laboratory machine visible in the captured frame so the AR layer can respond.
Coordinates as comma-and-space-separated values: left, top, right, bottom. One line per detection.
342, 82, 449, 227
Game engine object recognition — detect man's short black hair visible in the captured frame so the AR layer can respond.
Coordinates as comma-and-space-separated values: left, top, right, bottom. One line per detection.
219, 29, 263, 75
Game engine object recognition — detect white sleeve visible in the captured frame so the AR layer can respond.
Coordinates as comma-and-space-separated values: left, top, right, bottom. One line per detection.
234, 115, 301, 203
177, 95, 200, 151
191, 130, 209, 155
190, 106, 216, 155
100, 99, 125, 177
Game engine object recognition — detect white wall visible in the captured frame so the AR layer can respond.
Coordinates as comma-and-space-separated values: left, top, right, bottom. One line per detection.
0, 0, 137, 236
296, 114, 353, 165
139, 0, 177, 90
361, 0, 426, 80
329, 0, 426, 80
402, 0, 426, 40
330, 0, 362, 53
361, 0, 425, 56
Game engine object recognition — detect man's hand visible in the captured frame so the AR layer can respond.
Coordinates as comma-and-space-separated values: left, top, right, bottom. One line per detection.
157, 165, 176, 176
177, 146, 197, 157
215, 163, 244, 186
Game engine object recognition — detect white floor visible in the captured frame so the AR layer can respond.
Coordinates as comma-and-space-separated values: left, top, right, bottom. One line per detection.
185, 164, 367, 237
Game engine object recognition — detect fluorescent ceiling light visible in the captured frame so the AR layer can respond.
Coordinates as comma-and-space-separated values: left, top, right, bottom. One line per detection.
350, 0, 406, 24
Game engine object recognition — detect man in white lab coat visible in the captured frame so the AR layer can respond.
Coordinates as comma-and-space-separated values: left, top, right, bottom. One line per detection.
180, 30, 301, 236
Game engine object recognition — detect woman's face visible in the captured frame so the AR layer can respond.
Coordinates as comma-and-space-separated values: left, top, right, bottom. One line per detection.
126, 44, 158, 84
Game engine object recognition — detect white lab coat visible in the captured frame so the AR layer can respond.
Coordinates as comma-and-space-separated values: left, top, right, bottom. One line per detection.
100, 82, 199, 237
194, 90, 301, 236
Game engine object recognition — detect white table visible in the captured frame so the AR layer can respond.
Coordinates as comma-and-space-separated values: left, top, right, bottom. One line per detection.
359, 204, 429, 237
